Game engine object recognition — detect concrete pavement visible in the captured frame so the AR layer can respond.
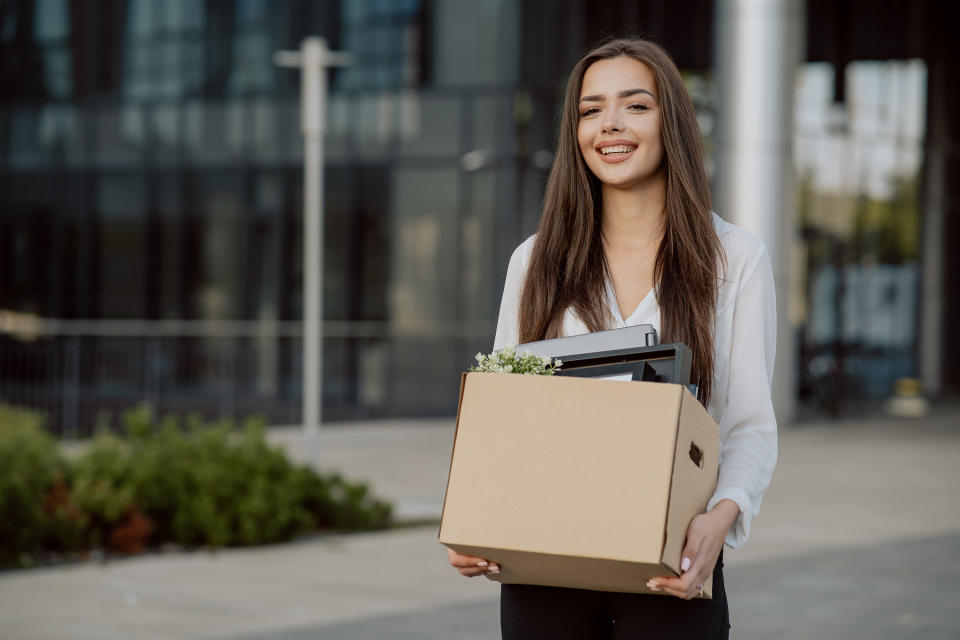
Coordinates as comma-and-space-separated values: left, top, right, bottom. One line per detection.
1, 407, 958, 639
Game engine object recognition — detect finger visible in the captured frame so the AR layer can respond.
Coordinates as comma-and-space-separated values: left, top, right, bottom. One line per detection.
680, 536, 704, 576
648, 569, 706, 600
458, 562, 502, 577
648, 576, 689, 599
446, 548, 484, 564
451, 558, 500, 573
446, 550, 502, 576
447, 549, 494, 569
649, 552, 701, 595
449, 555, 488, 568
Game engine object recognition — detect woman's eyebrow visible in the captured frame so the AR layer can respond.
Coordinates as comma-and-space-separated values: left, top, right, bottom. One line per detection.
579, 88, 655, 103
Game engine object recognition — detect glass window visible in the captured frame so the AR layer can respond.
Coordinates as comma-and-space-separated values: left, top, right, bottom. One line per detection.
123, 0, 204, 98
337, 0, 424, 90
471, 94, 507, 151
251, 99, 280, 162
0, 174, 55, 315
160, 0, 203, 30
184, 100, 247, 164
155, 172, 183, 319
794, 60, 927, 407
390, 167, 459, 328
8, 109, 45, 168
397, 93, 461, 157
228, 31, 274, 94
193, 172, 247, 320
34, 0, 68, 41
326, 94, 351, 161
256, 172, 283, 214
127, 0, 155, 37
40, 47, 72, 98
98, 174, 147, 317
461, 167, 497, 324
94, 105, 145, 167
432, 0, 516, 87
251, 173, 282, 322
148, 104, 180, 163
8, 106, 85, 168
354, 92, 399, 158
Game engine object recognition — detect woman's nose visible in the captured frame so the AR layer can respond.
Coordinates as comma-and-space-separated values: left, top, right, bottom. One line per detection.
602, 114, 623, 133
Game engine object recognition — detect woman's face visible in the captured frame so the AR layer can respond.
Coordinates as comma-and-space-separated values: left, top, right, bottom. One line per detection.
577, 56, 664, 190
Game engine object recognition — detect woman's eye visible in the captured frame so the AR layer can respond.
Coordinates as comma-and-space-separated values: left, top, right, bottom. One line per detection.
580, 107, 600, 118
628, 103, 650, 112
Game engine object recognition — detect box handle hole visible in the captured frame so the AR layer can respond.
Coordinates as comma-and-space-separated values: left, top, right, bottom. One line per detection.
689, 442, 704, 469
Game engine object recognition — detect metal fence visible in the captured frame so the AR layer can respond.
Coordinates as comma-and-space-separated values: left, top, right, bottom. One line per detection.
0, 315, 493, 437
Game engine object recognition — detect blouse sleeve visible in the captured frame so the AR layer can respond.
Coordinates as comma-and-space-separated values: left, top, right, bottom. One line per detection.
706, 245, 779, 549
492, 241, 528, 351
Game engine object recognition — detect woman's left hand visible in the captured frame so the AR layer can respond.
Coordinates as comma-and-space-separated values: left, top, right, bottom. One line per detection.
646, 498, 740, 600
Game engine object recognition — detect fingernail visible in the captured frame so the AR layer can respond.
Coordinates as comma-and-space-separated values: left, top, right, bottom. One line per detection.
476, 561, 488, 567
646, 580, 660, 591
489, 565, 501, 574
681, 557, 691, 572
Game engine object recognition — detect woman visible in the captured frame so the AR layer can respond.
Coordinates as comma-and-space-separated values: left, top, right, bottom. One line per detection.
448, 37, 777, 639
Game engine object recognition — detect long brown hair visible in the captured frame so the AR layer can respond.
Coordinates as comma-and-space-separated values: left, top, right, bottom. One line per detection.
518, 37, 723, 406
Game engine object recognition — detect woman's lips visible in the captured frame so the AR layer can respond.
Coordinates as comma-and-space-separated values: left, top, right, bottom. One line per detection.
596, 144, 637, 164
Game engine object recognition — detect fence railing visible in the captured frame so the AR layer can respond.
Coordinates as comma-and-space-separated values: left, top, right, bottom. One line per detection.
0, 314, 494, 437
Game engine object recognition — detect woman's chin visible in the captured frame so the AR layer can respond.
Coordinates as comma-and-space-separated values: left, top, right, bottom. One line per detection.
595, 170, 663, 191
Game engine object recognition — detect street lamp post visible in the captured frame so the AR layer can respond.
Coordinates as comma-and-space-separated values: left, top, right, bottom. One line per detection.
274, 38, 351, 469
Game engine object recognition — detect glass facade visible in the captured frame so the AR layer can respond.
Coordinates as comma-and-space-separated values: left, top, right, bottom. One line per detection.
0, 0, 937, 433
793, 61, 927, 414
0, 0, 532, 433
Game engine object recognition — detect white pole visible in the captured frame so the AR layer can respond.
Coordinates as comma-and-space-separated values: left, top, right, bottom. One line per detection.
275, 38, 351, 470
713, 0, 804, 424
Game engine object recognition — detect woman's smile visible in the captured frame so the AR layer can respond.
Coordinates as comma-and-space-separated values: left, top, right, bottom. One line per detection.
595, 139, 639, 163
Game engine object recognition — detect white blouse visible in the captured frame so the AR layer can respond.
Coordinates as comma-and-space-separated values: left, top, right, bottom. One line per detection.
492, 213, 778, 550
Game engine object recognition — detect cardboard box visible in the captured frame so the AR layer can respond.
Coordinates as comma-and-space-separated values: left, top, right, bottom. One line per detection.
439, 372, 719, 597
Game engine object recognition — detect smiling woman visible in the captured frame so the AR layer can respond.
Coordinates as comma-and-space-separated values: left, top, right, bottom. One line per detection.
518, 39, 722, 411
447, 37, 778, 640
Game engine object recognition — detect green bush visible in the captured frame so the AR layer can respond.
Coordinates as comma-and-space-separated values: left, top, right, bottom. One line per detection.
0, 405, 83, 566
0, 403, 393, 568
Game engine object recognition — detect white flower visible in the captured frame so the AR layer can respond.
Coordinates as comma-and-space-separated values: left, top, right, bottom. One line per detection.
469, 347, 563, 375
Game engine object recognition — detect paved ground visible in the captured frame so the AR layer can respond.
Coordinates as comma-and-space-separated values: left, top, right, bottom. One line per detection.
1, 407, 959, 639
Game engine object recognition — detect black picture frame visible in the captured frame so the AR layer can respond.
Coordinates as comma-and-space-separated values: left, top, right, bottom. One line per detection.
553, 342, 693, 387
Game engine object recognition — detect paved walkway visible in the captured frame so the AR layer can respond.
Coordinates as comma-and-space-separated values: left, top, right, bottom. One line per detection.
1, 408, 959, 639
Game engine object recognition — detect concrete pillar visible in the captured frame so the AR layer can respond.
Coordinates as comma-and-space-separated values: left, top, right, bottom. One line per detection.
920, 62, 945, 398
713, 0, 805, 425
920, 0, 960, 398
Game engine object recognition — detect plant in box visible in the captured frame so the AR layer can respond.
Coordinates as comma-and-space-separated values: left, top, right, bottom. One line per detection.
470, 346, 562, 375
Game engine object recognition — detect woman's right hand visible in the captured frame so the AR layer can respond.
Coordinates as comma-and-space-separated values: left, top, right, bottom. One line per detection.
447, 548, 500, 577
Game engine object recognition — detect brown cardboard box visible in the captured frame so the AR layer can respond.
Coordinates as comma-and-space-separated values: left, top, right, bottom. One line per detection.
439, 372, 719, 597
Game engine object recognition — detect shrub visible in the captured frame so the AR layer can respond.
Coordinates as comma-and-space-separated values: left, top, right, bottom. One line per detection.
0, 405, 82, 566
0, 403, 393, 568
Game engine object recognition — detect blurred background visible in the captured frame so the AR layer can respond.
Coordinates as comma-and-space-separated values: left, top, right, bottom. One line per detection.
0, 0, 957, 433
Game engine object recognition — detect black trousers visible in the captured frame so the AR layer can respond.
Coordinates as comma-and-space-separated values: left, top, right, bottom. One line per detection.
500, 553, 729, 639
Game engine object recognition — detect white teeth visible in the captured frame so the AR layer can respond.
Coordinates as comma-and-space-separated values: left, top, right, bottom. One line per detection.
600, 145, 636, 155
